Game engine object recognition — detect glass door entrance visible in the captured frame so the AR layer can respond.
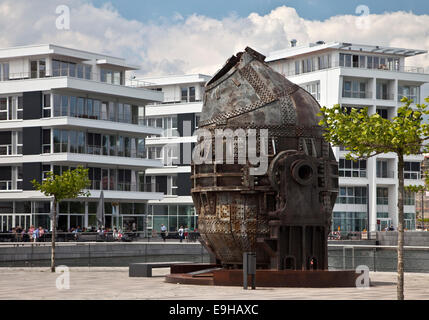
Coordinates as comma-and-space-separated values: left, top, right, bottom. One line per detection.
377, 218, 392, 231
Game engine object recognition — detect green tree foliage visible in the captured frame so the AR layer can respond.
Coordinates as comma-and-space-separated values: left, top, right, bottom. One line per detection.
318, 97, 429, 300
32, 166, 91, 272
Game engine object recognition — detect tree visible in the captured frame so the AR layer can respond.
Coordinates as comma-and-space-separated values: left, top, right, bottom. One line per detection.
32, 166, 91, 272
318, 97, 429, 300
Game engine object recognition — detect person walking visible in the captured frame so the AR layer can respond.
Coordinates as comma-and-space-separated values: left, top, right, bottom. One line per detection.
160, 224, 167, 242
178, 226, 184, 243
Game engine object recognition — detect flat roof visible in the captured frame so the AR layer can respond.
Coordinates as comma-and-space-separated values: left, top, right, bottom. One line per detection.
0, 44, 139, 70
267, 41, 428, 62
134, 74, 212, 87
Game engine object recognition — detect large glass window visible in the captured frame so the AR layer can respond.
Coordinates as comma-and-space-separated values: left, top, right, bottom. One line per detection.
404, 161, 421, 179
405, 191, 415, 206
376, 160, 390, 178
376, 187, 389, 205
332, 212, 367, 232
343, 80, 368, 98
398, 85, 419, 103
339, 159, 366, 178
336, 186, 367, 204
61, 95, 69, 116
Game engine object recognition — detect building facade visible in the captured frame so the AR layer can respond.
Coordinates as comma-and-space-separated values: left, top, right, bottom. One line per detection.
267, 41, 429, 232
0, 44, 165, 233
134, 74, 211, 234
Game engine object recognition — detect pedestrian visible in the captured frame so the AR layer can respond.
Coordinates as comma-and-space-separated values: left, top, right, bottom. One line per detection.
160, 224, 167, 242
178, 226, 184, 243
32, 227, 39, 242
28, 225, 35, 242
184, 226, 189, 241
38, 226, 44, 241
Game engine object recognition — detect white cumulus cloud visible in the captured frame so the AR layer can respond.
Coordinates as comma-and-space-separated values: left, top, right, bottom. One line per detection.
0, 1, 428, 77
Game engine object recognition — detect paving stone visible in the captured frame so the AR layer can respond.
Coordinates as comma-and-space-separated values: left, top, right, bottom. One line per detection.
0, 268, 428, 300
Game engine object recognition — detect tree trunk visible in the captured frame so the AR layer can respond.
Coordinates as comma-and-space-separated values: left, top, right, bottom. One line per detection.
51, 199, 56, 273
397, 154, 405, 300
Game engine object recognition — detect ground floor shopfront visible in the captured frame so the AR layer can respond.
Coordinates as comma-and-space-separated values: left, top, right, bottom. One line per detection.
0, 200, 198, 235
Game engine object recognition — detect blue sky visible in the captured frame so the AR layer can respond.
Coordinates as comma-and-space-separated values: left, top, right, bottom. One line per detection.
90, 0, 428, 23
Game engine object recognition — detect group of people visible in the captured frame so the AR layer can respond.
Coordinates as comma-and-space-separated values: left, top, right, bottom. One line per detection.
10, 225, 47, 242
159, 224, 195, 242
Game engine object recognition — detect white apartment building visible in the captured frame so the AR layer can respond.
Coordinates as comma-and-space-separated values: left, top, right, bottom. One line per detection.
0, 44, 165, 233
133, 74, 211, 234
267, 41, 429, 232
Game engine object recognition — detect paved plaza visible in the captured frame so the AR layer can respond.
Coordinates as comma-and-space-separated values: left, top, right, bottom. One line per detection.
0, 267, 428, 300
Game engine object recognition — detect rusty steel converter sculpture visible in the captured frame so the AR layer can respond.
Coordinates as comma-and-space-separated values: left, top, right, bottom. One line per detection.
191, 47, 339, 271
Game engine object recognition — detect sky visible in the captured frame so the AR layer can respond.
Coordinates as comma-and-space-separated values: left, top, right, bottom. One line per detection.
0, 0, 428, 77
90, 0, 429, 23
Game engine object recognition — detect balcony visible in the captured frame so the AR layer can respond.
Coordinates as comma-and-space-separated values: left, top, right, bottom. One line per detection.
2, 71, 155, 89
342, 91, 372, 99
283, 61, 427, 78
88, 181, 160, 193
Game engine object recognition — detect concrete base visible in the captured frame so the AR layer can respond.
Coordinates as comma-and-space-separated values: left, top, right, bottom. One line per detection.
129, 261, 189, 277
165, 264, 363, 287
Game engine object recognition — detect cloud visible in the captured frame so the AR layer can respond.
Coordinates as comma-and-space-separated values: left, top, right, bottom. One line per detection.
0, 1, 428, 77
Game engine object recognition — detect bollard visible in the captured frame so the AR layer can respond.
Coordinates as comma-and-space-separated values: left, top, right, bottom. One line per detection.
243, 252, 256, 290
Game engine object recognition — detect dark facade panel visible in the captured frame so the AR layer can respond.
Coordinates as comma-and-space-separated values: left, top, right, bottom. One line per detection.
23, 163, 42, 190
156, 176, 167, 194
23, 127, 42, 155
23, 91, 42, 120
0, 132, 11, 145
0, 166, 11, 180
177, 113, 195, 137
177, 173, 191, 196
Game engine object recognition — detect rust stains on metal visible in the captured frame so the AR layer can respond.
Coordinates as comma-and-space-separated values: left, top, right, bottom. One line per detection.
191, 47, 338, 270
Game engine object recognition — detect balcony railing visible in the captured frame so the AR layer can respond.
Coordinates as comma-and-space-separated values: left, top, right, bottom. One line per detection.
281, 61, 427, 78
88, 181, 160, 193
404, 172, 421, 180
376, 92, 395, 100
342, 91, 373, 99
377, 171, 395, 179
1, 72, 157, 90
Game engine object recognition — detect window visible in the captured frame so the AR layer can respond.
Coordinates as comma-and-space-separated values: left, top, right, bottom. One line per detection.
405, 191, 415, 206
61, 95, 69, 117
376, 160, 390, 178
53, 94, 61, 117
53, 60, 90, 80
376, 82, 390, 100
303, 82, 320, 101
376, 109, 388, 119
43, 94, 51, 118
30, 59, 46, 79
339, 159, 366, 178
343, 80, 368, 98
77, 98, 85, 118
181, 88, 188, 102
42, 129, 51, 153
376, 187, 389, 205
0, 98, 7, 120
404, 161, 421, 179
0, 63, 9, 81
53, 129, 68, 153
336, 186, 367, 204
295, 61, 300, 75
189, 87, 196, 102
100, 68, 122, 85
398, 85, 419, 103
332, 212, 367, 232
